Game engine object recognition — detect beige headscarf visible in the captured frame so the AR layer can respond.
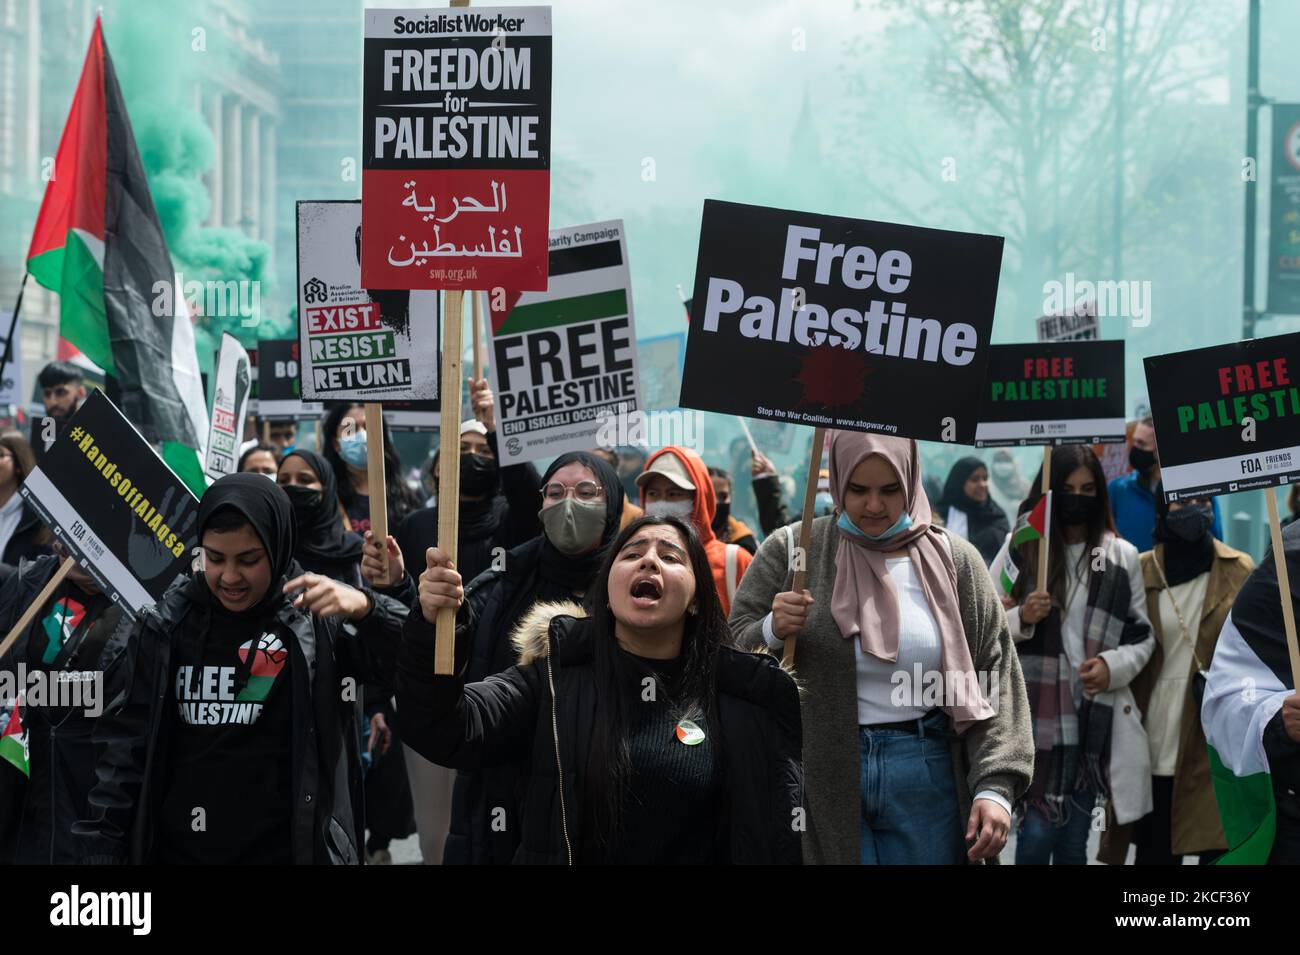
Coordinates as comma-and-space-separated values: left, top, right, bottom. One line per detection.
827, 430, 994, 732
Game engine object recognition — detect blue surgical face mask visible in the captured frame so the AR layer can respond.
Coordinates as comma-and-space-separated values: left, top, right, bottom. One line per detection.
339, 430, 368, 469
838, 510, 914, 541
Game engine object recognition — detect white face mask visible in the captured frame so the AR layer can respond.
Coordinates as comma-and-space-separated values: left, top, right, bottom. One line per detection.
646, 499, 694, 520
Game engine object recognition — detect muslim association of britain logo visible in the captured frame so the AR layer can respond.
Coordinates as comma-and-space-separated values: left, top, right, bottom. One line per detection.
303, 277, 328, 304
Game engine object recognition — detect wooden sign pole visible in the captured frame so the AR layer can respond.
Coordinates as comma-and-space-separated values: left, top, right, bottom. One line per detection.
782, 426, 827, 668
471, 290, 483, 382
0, 556, 74, 659
1037, 445, 1052, 589
435, 290, 465, 675
364, 403, 388, 578
261, 419, 270, 444
1265, 490, 1300, 687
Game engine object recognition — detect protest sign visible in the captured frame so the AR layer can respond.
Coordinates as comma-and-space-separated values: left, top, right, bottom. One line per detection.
679, 200, 1003, 444
974, 341, 1126, 447
488, 219, 641, 465
361, 6, 552, 291
1036, 307, 1098, 343
297, 200, 441, 402
19, 390, 199, 614
384, 399, 440, 431
257, 339, 323, 420
1145, 332, 1300, 499
204, 332, 252, 482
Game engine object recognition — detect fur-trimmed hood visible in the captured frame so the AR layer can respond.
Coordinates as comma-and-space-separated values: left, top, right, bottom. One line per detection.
510, 600, 587, 666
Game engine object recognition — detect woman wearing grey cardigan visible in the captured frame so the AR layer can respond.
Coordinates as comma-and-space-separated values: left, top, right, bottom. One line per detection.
729, 431, 1033, 865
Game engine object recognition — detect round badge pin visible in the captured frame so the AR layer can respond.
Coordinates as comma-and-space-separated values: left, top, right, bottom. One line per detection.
675, 719, 705, 746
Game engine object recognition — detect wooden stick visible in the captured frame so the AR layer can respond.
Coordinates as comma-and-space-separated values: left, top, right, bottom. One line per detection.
435, 290, 465, 675
471, 290, 483, 382
0, 556, 74, 660
1037, 445, 1052, 590
261, 419, 270, 444
782, 426, 827, 668
364, 403, 388, 579
1266, 490, 1300, 688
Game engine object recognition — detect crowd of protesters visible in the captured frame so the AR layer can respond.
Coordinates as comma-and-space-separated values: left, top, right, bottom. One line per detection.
2, 362, 1299, 865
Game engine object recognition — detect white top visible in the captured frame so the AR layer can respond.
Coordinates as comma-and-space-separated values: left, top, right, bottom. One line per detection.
945, 506, 969, 541
763, 554, 1012, 816
1147, 573, 1209, 776
0, 491, 23, 557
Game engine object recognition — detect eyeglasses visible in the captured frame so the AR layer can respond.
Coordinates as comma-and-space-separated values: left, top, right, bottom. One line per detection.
542, 481, 603, 503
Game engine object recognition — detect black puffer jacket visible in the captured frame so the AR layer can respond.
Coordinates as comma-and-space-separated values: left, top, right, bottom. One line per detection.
0, 555, 132, 863
416, 537, 564, 864
396, 601, 804, 864
72, 569, 407, 864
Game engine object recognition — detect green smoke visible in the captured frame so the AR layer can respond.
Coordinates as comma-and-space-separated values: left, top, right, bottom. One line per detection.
104, 0, 283, 371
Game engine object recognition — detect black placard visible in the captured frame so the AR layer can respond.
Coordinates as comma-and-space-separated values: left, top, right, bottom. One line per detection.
1145, 331, 1300, 499
18, 391, 198, 614
975, 341, 1126, 447
679, 200, 1003, 444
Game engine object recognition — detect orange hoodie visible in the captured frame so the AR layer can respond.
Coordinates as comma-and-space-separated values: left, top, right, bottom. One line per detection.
640, 446, 752, 615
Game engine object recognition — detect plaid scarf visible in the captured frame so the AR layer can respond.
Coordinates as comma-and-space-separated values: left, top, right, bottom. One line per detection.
1016, 543, 1149, 823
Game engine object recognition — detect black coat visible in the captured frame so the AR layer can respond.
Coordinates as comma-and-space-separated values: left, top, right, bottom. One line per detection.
0, 555, 133, 863
396, 601, 804, 865
72, 571, 407, 864
0, 504, 53, 583
417, 537, 568, 864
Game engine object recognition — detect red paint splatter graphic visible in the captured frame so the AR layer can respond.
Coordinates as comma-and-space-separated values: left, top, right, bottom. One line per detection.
793, 347, 876, 408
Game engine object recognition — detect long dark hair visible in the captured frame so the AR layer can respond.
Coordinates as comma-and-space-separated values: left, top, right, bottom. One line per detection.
320, 402, 419, 525
1012, 443, 1116, 605
579, 515, 730, 860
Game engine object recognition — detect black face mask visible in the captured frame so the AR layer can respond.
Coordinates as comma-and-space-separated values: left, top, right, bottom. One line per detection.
1057, 492, 1100, 526
1164, 504, 1213, 544
1129, 445, 1157, 474
460, 452, 499, 497
712, 499, 731, 531
281, 484, 323, 523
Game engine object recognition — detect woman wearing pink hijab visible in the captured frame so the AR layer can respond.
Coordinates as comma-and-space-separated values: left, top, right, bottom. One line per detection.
729, 430, 1033, 865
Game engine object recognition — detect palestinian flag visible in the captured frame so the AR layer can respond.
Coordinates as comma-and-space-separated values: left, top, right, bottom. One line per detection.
1201, 529, 1300, 864
1012, 491, 1051, 548
0, 696, 28, 778
25, 16, 208, 494
993, 541, 1021, 596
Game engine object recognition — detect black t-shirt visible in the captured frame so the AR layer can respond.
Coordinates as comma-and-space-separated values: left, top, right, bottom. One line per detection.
155, 606, 294, 864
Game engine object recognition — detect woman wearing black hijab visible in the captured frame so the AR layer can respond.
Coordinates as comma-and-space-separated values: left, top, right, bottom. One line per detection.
279, 448, 415, 862
278, 448, 365, 585
938, 456, 1010, 566
370, 450, 626, 864
73, 474, 409, 864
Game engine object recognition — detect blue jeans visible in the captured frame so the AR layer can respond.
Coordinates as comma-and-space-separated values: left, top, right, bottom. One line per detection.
859, 711, 965, 865
1014, 789, 1097, 865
